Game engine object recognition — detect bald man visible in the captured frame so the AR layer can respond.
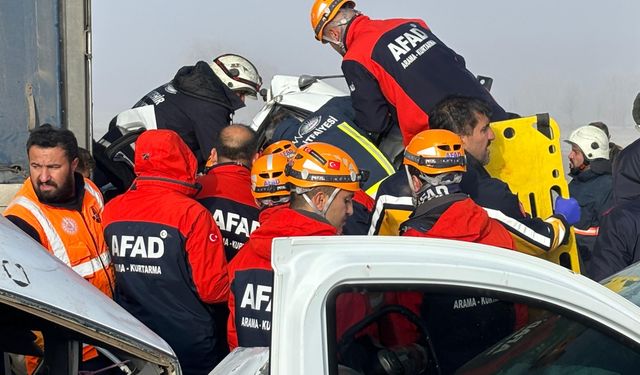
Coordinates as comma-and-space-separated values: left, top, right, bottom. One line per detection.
196, 124, 261, 262
195, 124, 260, 357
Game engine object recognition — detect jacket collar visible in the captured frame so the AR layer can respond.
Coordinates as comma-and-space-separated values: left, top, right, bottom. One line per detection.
206, 162, 251, 176
344, 14, 367, 52
131, 176, 201, 198
465, 153, 491, 178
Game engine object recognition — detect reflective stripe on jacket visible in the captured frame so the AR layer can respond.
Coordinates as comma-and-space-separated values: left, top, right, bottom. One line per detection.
4, 176, 111, 365
4, 177, 113, 296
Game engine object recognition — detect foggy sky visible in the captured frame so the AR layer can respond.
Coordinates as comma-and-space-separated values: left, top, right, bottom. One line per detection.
92, 0, 640, 145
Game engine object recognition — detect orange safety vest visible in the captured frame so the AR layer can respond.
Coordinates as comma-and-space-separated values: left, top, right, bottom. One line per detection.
4, 177, 114, 366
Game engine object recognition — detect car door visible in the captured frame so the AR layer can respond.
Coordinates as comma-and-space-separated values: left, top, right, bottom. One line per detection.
267, 236, 640, 375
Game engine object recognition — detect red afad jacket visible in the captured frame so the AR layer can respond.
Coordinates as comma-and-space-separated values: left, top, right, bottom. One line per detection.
196, 163, 260, 261
342, 15, 507, 145
227, 207, 336, 349
403, 198, 515, 248
103, 129, 229, 373
401, 198, 528, 372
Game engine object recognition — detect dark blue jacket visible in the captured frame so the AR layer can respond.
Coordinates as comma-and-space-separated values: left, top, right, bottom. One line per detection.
132, 61, 244, 168
271, 97, 393, 235
342, 15, 507, 145
568, 160, 613, 268
588, 138, 640, 281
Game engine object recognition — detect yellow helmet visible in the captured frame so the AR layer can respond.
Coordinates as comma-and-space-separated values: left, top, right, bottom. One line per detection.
310, 0, 355, 42
262, 140, 297, 160
403, 129, 466, 175
286, 142, 365, 192
251, 153, 290, 200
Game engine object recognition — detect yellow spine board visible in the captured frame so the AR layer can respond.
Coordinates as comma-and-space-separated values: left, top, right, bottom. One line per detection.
485, 114, 581, 273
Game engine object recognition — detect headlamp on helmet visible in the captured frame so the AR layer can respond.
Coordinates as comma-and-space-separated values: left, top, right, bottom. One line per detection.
403, 129, 467, 176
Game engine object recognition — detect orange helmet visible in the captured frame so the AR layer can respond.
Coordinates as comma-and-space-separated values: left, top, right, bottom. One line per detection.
251, 153, 291, 200
262, 140, 297, 160
310, 0, 355, 42
403, 129, 466, 175
286, 142, 365, 192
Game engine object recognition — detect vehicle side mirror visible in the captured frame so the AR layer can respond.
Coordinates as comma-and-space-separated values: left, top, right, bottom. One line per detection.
298, 75, 318, 91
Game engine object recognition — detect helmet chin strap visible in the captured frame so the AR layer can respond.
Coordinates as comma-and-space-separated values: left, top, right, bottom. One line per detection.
303, 187, 341, 218
325, 12, 358, 55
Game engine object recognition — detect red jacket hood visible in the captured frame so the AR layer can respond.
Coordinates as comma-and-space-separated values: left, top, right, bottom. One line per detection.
134, 129, 198, 184
258, 204, 289, 224
246, 207, 336, 262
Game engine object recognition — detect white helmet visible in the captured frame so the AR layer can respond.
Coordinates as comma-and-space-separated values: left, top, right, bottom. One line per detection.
565, 125, 610, 161
209, 54, 262, 99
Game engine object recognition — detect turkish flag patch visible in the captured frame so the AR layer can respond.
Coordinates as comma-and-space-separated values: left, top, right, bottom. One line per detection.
328, 160, 341, 170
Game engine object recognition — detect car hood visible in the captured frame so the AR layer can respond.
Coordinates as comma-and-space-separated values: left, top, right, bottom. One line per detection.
250, 74, 347, 131
0, 215, 180, 372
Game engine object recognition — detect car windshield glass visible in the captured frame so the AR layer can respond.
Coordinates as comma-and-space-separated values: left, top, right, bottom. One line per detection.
328, 276, 640, 375
457, 313, 640, 374
457, 263, 640, 374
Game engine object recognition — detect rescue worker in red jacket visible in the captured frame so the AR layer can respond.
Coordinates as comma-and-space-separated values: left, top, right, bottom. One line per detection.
310, 0, 508, 145
370, 96, 578, 258
4, 124, 113, 372
400, 129, 526, 374
196, 124, 260, 262
102, 129, 229, 374
227, 142, 366, 349
195, 124, 259, 357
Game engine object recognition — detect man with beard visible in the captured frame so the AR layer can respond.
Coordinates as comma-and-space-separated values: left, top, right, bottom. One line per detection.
564, 125, 613, 270
369, 96, 579, 256
4, 124, 114, 371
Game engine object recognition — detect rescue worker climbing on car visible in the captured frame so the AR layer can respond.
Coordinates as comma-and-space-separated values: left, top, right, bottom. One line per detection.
227, 142, 366, 349
400, 129, 527, 374
310, 0, 508, 145
93, 54, 262, 199
127, 53, 262, 168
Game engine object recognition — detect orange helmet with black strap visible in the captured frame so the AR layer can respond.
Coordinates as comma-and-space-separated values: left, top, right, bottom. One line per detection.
286, 142, 366, 218
310, 0, 356, 42
286, 142, 365, 192
403, 129, 467, 175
